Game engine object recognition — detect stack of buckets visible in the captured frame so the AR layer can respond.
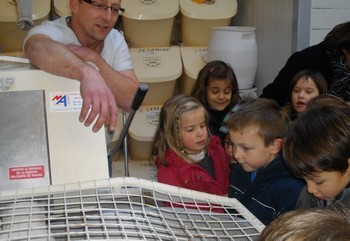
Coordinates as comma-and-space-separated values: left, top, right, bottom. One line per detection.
121, 0, 181, 161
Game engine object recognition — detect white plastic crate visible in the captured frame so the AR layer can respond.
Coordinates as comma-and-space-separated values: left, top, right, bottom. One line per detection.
0, 177, 264, 240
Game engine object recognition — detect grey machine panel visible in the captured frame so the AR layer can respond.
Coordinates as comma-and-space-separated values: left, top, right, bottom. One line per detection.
0, 90, 50, 190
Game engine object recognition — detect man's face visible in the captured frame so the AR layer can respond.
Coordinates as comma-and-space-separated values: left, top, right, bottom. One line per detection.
71, 0, 121, 43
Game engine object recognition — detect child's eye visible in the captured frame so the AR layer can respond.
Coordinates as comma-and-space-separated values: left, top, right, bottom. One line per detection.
242, 147, 251, 152
224, 89, 232, 95
315, 180, 325, 185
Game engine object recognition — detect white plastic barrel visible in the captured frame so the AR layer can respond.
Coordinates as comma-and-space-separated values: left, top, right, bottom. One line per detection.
208, 26, 258, 90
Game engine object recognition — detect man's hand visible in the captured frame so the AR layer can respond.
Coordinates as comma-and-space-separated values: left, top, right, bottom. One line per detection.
68, 44, 140, 113
80, 65, 118, 133
67, 45, 118, 132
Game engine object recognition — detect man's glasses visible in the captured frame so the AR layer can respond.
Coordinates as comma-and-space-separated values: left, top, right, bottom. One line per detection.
82, 0, 125, 15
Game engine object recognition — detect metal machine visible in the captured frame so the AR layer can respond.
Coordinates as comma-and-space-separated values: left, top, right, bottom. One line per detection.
0, 57, 109, 190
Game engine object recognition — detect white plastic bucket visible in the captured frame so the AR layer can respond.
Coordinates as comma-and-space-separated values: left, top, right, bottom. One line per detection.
208, 26, 258, 90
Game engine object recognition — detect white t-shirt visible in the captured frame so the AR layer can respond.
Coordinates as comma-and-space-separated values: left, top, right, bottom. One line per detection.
24, 17, 133, 72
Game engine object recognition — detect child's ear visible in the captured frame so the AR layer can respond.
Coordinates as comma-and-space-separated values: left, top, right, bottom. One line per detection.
270, 138, 283, 154
345, 158, 350, 176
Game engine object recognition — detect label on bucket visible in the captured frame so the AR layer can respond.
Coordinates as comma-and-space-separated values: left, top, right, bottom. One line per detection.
139, 105, 161, 127
140, 0, 157, 5
143, 56, 162, 68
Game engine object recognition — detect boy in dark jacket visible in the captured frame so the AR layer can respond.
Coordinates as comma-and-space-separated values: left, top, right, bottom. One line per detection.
284, 94, 350, 209
227, 98, 304, 225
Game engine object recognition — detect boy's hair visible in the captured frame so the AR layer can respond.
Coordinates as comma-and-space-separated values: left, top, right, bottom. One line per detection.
191, 60, 240, 108
284, 94, 350, 178
227, 98, 287, 146
152, 95, 209, 165
259, 206, 350, 241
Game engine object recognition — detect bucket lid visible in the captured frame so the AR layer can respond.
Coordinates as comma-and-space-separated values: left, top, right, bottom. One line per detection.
128, 105, 162, 142
180, 47, 207, 79
122, 0, 179, 20
54, 0, 71, 17
130, 46, 182, 83
179, 0, 237, 19
0, 0, 50, 22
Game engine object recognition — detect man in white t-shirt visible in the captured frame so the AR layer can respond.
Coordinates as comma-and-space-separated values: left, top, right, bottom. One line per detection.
23, 0, 139, 134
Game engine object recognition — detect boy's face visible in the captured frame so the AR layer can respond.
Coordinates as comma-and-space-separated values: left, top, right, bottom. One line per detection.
229, 126, 280, 172
305, 164, 350, 201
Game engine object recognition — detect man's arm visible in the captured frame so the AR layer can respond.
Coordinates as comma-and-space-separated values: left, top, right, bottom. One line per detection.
67, 45, 139, 112
24, 35, 118, 133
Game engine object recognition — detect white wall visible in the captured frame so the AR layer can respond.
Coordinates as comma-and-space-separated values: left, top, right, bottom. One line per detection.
309, 0, 350, 45
232, 0, 294, 96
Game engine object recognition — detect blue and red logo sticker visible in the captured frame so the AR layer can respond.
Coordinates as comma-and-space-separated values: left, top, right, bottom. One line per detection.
50, 92, 82, 112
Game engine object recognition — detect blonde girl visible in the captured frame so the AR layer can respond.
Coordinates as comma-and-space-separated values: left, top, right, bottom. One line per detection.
153, 95, 230, 196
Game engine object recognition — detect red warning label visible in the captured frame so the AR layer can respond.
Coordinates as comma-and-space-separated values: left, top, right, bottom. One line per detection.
9, 166, 45, 180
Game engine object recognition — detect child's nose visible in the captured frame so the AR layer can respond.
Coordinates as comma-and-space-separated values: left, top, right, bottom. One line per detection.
196, 128, 204, 137
234, 147, 242, 160
298, 91, 306, 98
306, 181, 318, 195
